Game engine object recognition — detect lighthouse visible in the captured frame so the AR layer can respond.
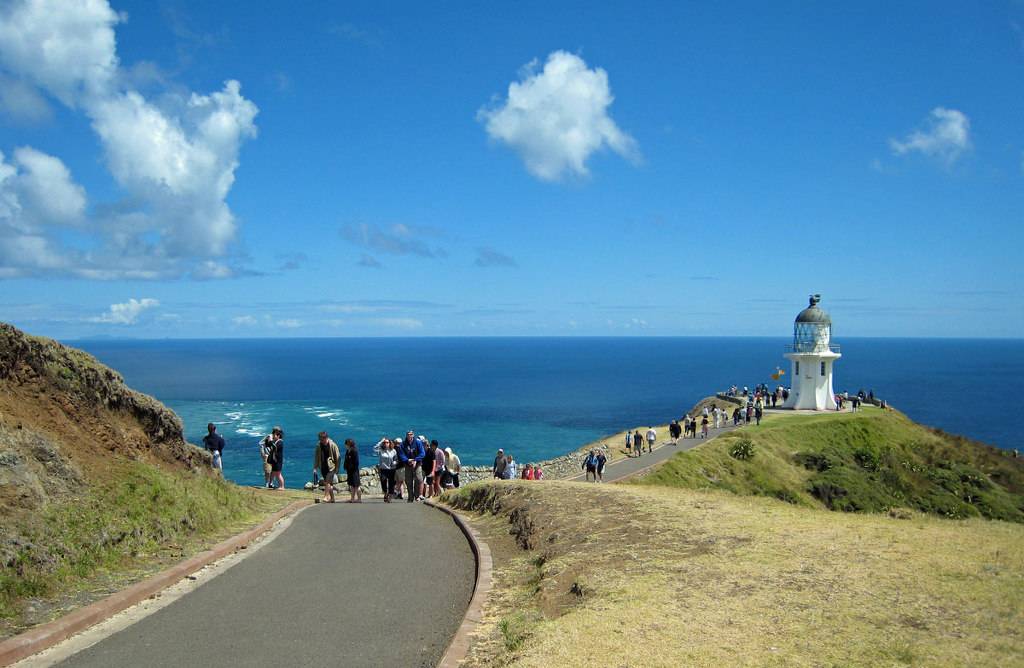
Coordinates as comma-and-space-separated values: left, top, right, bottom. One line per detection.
782, 294, 841, 411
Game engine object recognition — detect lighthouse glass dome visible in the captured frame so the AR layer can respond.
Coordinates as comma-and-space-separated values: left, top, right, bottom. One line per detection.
791, 295, 836, 353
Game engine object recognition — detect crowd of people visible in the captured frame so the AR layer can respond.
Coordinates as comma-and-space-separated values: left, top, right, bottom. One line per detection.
491, 448, 544, 481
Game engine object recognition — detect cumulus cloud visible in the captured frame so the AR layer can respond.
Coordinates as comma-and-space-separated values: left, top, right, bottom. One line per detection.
0, 0, 259, 279
340, 223, 441, 257
889, 107, 971, 165
474, 247, 517, 268
89, 297, 159, 324
478, 50, 639, 181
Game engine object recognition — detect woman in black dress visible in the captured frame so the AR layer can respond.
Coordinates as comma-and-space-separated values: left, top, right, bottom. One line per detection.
344, 438, 362, 503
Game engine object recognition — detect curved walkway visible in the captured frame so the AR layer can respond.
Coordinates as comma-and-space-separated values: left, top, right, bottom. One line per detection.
567, 424, 740, 483
55, 500, 475, 668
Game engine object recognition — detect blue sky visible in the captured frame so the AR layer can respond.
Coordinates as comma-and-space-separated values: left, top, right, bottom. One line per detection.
0, 0, 1021, 338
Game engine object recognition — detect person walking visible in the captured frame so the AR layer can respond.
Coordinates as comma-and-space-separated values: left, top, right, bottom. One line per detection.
493, 448, 507, 479
712, 406, 721, 429
634, 430, 644, 457
755, 404, 763, 426
596, 450, 607, 482
582, 450, 598, 482
343, 438, 361, 503
203, 422, 225, 472
624, 431, 633, 455
669, 420, 680, 444
398, 431, 425, 503
266, 426, 285, 490
430, 440, 445, 497
377, 438, 398, 502
701, 414, 709, 439
645, 426, 657, 454
313, 431, 340, 503
445, 447, 461, 488
504, 453, 517, 480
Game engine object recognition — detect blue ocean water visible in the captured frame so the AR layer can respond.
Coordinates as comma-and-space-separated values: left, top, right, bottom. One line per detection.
75, 337, 1023, 487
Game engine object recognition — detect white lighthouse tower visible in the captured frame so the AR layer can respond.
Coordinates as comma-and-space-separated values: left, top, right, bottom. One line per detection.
782, 294, 841, 411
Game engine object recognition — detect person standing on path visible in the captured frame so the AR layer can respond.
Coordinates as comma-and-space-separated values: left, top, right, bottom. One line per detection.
755, 404, 763, 426
398, 431, 425, 503
624, 431, 633, 456
596, 450, 607, 482
445, 447, 461, 488
701, 415, 709, 439
343, 438, 361, 503
203, 422, 225, 472
313, 431, 340, 503
377, 438, 398, 502
493, 448, 506, 479
422, 440, 436, 498
669, 420, 680, 444
713, 406, 721, 429
267, 426, 285, 490
504, 453, 517, 480
646, 426, 657, 453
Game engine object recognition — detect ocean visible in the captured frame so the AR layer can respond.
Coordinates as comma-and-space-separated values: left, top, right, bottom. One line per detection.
75, 337, 1023, 487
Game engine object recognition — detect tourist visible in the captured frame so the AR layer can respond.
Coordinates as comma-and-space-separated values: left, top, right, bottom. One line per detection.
596, 450, 607, 482
701, 414, 709, 438
445, 447, 461, 488
343, 438, 361, 503
669, 420, 681, 444
313, 431, 340, 503
504, 453, 517, 480
377, 438, 398, 502
493, 448, 507, 479
267, 426, 285, 490
523, 464, 534, 480
259, 431, 274, 487
755, 404, 763, 426
430, 440, 445, 497
683, 414, 692, 438
624, 431, 633, 454
534, 464, 544, 480
422, 439, 436, 498
712, 406, 720, 429
582, 449, 598, 482
646, 426, 657, 453
745, 405, 752, 424
634, 430, 644, 456
398, 431, 425, 503
392, 435, 406, 500
203, 422, 225, 472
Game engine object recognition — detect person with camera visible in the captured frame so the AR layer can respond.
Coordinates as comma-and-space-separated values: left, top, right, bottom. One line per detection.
313, 431, 340, 503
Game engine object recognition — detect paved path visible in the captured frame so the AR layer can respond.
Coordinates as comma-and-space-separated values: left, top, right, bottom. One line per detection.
567, 423, 741, 483
57, 499, 475, 668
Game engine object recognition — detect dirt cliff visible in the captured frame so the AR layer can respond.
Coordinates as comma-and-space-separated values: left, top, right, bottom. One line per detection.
0, 322, 210, 515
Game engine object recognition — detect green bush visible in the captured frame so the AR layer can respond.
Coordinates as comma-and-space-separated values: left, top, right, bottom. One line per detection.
729, 438, 755, 461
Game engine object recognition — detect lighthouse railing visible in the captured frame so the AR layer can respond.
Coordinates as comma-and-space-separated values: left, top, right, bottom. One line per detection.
785, 343, 841, 354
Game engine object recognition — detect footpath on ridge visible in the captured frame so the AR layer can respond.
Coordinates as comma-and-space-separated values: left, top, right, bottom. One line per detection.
52, 500, 475, 668
567, 422, 740, 483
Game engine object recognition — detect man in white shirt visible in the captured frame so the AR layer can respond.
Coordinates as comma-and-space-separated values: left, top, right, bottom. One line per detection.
645, 427, 657, 453
713, 406, 721, 429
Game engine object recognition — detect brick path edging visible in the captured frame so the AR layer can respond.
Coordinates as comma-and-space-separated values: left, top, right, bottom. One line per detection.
0, 499, 311, 667
424, 499, 493, 668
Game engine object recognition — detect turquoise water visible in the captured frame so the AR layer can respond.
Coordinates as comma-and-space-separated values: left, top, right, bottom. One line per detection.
76, 337, 1023, 486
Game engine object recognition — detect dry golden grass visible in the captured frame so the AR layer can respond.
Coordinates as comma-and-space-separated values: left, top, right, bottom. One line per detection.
445, 480, 1024, 667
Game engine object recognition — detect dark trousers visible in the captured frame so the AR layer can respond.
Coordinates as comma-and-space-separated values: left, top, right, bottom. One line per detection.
381, 468, 396, 496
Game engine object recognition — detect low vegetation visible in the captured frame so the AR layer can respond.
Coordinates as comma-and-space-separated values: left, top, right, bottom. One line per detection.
444, 480, 1024, 667
0, 462, 292, 634
634, 407, 1024, 522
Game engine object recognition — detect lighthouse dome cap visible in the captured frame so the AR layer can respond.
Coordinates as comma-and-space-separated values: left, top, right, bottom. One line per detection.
795, 294, 831, 324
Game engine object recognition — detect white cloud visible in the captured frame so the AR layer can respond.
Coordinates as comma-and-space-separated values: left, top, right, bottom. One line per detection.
232, 315, 257, 326
0, 0, 258, 279
0, 74, 52, 123
275, 318, 302, 329
889, 107, 971, 165
89, 297, 159, 324
478, 50, 639, 181
11, 147, 86, 224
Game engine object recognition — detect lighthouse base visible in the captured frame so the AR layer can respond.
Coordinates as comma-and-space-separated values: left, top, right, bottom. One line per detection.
782, 351, 841, 411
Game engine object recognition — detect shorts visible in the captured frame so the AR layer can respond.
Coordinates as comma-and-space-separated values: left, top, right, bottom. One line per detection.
410, 466, 424, 482
263, 462, 272, 475
322, 471, 338, 485
425, 475, 434, 486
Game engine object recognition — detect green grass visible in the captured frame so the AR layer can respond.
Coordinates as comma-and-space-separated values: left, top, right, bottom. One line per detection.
633, 407, 1024, 522
0, 462, 279, 623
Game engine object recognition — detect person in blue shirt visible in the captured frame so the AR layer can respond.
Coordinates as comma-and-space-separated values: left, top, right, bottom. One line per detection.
397, 431, 425, 502
202, 422, 225, 472
582, 450, 598, 482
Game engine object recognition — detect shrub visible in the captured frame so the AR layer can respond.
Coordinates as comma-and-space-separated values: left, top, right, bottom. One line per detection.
729, 438, 755, 461
853, 447, 881, 472
794, 452, 831, 471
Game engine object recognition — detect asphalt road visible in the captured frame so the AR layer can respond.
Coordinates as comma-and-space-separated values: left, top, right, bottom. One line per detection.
568, 423, 740, 483
57, 499, 475, 668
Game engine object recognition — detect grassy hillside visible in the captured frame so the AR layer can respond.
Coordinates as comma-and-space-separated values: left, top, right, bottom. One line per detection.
0, 323, 297, 636
633, 407, 1024, 522
443, 481, 1024, 667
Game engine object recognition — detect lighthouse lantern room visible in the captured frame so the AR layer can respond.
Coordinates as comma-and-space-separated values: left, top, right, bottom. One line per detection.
782, 294, 841, 411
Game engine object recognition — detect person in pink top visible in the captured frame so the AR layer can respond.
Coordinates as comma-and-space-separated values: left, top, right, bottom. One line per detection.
523, 464, 534, 480
431, 440, 446, 497
533, 465, 543, 480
